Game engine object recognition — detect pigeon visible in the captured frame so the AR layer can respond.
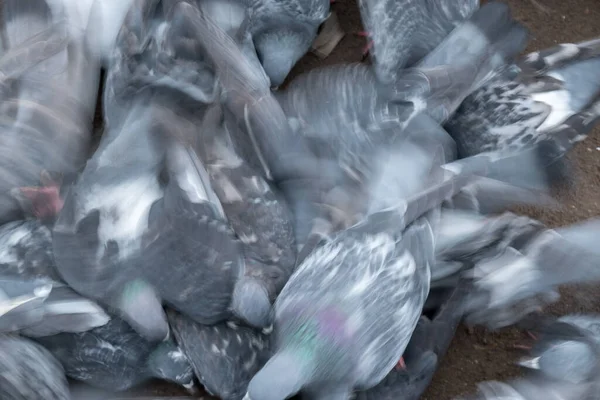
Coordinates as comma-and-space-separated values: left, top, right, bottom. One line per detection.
459, 376, 593, 400
463, 217, 600, 329
271, 2, 529, 246
516, 314, 600, 386
52, 96, 173, 342
198, 104, 297, 328
52, 1, 245, 341
355, 280, 470, 400
0, 0, 100, 224
445, 37, 600, 186
357, 0, 479, 84
209, 0, 330, 87
0, 334, 70, 400
243, 142, 549, 400
167, 309, 272, 400
102, 0, 219, 128
34, 317, 196, 393
0, 220, 109, 336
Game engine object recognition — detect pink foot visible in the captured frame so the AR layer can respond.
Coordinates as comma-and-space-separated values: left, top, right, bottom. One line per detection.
526, 331, 538, 341
12, 171, 64, 219
511, 330, 538, 351
16, 185, 64, 219
394, 357, 406, 371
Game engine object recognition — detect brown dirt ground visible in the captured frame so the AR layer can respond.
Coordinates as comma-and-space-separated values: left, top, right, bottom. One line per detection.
127, 0, 600, 398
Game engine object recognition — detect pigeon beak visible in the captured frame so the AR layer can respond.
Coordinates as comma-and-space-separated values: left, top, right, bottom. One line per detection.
242, 394, 252, 400
517, 356, 541, 370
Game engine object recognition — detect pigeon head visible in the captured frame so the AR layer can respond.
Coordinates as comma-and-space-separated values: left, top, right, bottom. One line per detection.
245, 351, 309, 400
146, 341, 196, 391
117, 279, 170, 342
232, 277, 272, 328
246, 304, 356, 399
253, 24, 314, 87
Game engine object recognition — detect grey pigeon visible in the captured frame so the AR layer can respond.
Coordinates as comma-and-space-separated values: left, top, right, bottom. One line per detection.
178, 2, 344, 252
463, 217, 600, 329
0, 335, 70, 400
355, 280, 470, 400
243, 143, 550, 400
35, 318, 196, 393
0, 220, 109, 336
204, 0, 330, 87
459, 376, 593, 400
0, 0, 100, 224
271, 1, 530, 247
167, 309, 272, 400
358, 0, 479, 84
516, 314, 600, 386
445, 37, 600, 186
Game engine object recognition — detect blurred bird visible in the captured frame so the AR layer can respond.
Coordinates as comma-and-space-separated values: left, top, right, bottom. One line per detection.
446, 37, 600, 187
463, 217, 600, 330
357, 0, 479, 84
0, 335, 70, 400
0, 0, 100, 224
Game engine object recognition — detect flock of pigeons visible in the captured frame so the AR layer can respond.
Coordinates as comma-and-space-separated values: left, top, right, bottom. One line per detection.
3, 0, 600, 399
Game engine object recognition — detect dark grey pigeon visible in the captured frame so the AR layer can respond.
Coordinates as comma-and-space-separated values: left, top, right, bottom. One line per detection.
459, 376, 593, 400
0, 220, 109, 336
198, 104, 297, 328
243, 143, 550, 400
445, 37, 600, 187
357, 0, 479, 84
167, 309, 272, 400
0, 0, 99, 224
354, 280, 470, 400
463, 217, 600, 330
0, 334, 70, 400
516, 314, 600, 386
35, 317, 196, 393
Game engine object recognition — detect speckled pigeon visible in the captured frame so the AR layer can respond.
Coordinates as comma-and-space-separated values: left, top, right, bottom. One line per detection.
445, 37, 600, 187
167, 309, 272, 400
243, 142, 550, 400
354, 280, 470, 400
